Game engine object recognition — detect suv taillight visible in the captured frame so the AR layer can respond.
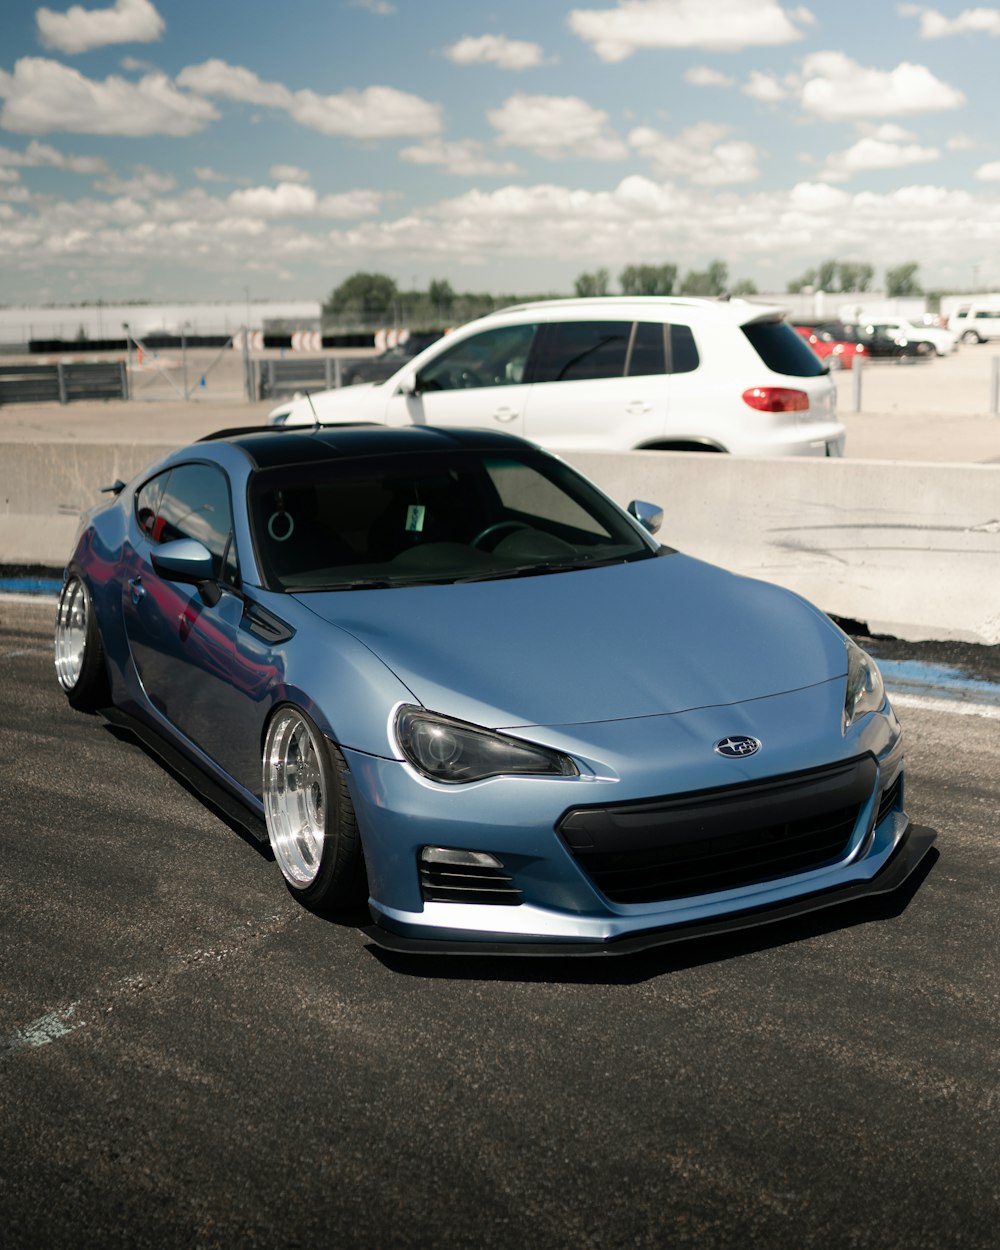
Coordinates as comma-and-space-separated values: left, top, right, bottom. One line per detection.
742, 387, 809, 412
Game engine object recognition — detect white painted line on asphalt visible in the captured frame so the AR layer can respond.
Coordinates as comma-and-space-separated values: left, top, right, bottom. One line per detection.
4, 1004, 83, 1052
0, 648, 51, 660
892, 692, 1000, 721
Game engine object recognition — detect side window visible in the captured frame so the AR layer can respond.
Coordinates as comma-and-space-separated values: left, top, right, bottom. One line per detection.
627, 323, 666, 376
532, 321, 630, 383
135, 471, 169, 540
155, 463, 238, 583
670, 325, 700, 374
418, 324, 538, 391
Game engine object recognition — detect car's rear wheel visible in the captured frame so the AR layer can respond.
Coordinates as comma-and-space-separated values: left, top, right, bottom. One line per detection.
54, 574, 110, 711
262, 706, 364, 910
961, 330, 981, 344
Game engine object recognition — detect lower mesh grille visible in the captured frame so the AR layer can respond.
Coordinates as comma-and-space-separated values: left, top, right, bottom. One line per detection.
559, 756, 877, 906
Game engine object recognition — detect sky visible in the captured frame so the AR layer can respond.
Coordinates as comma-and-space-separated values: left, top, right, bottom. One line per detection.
2, 0, 1000, 305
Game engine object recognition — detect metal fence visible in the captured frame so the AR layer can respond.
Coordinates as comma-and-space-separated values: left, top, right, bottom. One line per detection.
0, 361, 129, 405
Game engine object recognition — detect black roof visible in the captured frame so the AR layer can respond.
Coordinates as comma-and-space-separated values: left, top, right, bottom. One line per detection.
199, 423, 535, 470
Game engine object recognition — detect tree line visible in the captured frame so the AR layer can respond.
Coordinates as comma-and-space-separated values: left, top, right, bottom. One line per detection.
321, 260, 927, 329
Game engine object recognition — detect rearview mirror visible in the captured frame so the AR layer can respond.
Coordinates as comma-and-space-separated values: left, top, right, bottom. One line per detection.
150, 538, 222, 606
628, 500, 663, 535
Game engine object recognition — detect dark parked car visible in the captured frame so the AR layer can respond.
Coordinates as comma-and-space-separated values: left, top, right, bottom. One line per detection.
855, 323, 935, 360
341, 332, 444, 385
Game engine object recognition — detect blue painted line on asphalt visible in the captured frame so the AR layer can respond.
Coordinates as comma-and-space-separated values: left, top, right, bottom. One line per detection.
879, 659, 1000, 707
0, 578, 62, 595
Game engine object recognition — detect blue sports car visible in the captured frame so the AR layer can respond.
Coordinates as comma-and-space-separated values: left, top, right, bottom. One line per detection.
55, 425, 934, 955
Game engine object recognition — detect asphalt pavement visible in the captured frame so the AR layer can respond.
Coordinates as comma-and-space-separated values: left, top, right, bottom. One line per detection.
1, 597, 998, 1250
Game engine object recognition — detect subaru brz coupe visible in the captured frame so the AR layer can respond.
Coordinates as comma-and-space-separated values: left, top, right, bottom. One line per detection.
54, 425, 934, 955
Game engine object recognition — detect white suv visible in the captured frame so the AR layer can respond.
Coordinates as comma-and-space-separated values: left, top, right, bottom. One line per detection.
949, 303, 1000, 344
268, 297, 844, 457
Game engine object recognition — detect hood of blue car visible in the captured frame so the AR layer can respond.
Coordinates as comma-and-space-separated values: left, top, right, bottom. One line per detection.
298, 553, 848, 729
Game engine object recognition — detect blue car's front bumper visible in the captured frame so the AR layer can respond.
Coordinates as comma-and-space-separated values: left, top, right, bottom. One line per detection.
342, 682, 931, 956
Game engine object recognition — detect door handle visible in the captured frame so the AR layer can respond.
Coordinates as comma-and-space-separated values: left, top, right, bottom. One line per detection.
626, 401, 653, 415
128, 576, 145, 605
493, 408, 518, 423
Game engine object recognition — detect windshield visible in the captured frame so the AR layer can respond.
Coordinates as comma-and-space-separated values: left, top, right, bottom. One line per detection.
249, 448, 658, 591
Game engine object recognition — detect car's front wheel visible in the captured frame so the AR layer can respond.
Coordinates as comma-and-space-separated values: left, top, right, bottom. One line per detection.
262, 706, 364, 911
54, 574, 110, 712
961, 329, 981, 344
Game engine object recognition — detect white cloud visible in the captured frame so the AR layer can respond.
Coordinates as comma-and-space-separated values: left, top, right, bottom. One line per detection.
489, 94, 627, 159
629, 122, 760, 184
795, 51, 965, 119
0, 138, 109, 173
225, 182, 383, 219
94, 164, 176, 195
193, 166, 230, 182
947, 133, 977, 151
975, 161, 1000, 180
0, 58, 218, 136
444, 34, 546, 70
684, 66, 735, 87
399, 139, 520, 177
36, 0, 165, 55
7, 171, 1000, 295
175, 60, 292, 108
568, 0, 810, 61
819, 136, 940, 182
899, 4, 1000, 38
270, 164, 310, 183
799, 51, 965, 119
177, 59, 441, 138
743, 71, 789, 102
227, 183, 320, 216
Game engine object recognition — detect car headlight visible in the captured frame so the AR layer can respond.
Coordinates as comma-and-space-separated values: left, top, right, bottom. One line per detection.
844, 640, 886, 729
396, 708, 578, 784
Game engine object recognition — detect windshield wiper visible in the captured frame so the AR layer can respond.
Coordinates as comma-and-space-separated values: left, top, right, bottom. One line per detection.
455, 556, 628, 583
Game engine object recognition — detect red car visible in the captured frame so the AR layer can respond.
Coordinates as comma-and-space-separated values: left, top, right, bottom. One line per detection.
794, 321, 867, 370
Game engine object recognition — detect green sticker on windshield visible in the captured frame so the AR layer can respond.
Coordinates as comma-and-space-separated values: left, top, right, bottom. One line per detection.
405, 504, 426, 533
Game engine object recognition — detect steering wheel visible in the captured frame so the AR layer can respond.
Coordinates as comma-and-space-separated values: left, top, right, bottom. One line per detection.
471, 520, 530, 550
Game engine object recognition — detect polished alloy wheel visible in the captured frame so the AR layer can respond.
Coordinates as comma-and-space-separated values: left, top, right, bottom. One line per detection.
263, 710, 328, 888
54, 577, 88, 691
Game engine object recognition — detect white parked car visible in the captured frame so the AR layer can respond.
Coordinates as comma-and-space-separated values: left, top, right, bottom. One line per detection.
948, 303, 1000, 344
862, 317, 957, 357
268, 297, 845, 457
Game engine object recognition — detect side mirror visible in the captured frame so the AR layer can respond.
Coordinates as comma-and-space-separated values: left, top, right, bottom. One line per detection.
628, 500, 663, 536
151, 538, 222, 606
396, 369, 418, 396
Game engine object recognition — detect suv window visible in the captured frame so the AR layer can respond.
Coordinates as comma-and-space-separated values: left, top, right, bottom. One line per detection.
669, 324, 699, 374
138, 463, 238, 583
532, 321, 631, 383
743, 319, 826, 377
418, 323, 538, 391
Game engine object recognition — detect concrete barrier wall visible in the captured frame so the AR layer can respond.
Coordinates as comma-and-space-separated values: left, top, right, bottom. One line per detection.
3, 442, 999, 644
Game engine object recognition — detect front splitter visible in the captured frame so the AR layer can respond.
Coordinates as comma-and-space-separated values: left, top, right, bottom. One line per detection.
362, 825, 937, 958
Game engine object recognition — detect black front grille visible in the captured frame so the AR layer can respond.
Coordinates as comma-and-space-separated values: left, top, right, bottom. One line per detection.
559, 756, 877, 906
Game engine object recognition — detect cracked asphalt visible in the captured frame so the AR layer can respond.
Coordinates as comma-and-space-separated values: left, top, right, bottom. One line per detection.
1, 597, 998, 1250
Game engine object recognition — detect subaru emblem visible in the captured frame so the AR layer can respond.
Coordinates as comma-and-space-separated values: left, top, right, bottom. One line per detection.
714, 735, 761, 759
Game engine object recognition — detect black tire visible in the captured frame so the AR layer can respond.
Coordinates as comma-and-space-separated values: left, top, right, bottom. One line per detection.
54, 574, 110, 712
262, 705, 365, 911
